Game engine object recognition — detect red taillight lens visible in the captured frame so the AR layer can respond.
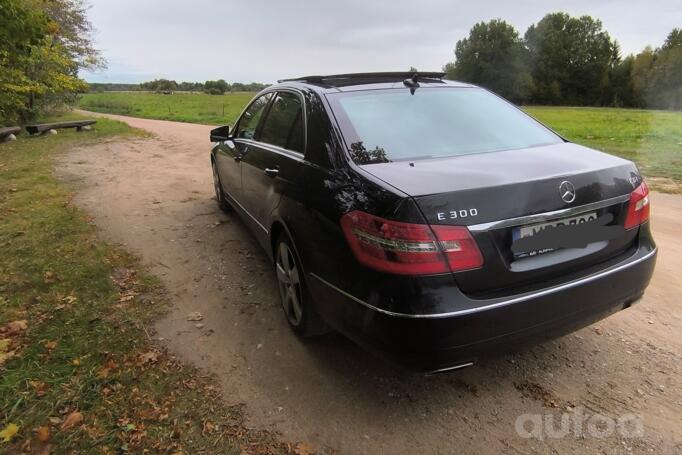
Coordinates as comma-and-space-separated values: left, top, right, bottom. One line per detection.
340, 211, 483, 275
624, 181, 650, 230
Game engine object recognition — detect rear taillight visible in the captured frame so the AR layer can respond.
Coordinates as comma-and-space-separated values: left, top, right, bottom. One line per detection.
624, 181, 650, 230
340, 210, 483, 275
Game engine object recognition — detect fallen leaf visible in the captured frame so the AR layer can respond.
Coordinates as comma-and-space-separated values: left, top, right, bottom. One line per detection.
0, 339, 15, 366
48, 417, 61, 425
137, 351, 159, 365
29, 380, 50, 396
44, 340, 57, 350
43, 271, 55, 284
96, 367, 110, 379
294, 441, 316, 455
60, 411, 83, 430
36, 425, 50, 442
0, 423, 19, 442
3, 320, 28, 335
186, 312, 203, 322
72, 358, 81, 366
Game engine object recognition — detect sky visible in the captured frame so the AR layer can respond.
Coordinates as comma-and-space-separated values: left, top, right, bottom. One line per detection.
81, 0, 682, 84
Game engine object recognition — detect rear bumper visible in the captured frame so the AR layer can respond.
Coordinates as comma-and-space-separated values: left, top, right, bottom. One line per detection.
309, 244, 657, 372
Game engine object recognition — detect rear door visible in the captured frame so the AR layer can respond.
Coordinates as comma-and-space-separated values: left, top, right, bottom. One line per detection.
216, 92, 272, 201
240, 90, 306, 229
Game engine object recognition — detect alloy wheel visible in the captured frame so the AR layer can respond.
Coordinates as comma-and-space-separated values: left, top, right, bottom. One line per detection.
276, 242, 303, 326
212, 162, 222, 203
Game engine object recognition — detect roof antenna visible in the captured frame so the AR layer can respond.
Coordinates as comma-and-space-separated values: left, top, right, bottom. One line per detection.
403, 73, 419, 95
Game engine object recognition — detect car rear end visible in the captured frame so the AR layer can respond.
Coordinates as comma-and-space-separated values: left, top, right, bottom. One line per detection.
311, 78, 657, 372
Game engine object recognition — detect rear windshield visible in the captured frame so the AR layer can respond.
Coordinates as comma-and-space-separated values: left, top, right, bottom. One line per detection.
327, 87, 562, 164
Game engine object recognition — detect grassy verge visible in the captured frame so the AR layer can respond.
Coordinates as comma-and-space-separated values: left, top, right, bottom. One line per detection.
0, 118, 289, 454
78, 92, 256, 125
525, 107, 682, 191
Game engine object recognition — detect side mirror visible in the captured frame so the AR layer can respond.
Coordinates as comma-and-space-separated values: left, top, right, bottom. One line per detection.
210, 125, 230, 142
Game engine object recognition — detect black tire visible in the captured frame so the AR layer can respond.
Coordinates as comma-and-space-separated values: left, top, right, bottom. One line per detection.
211, 160, 231, 212
274, 232, 329, 338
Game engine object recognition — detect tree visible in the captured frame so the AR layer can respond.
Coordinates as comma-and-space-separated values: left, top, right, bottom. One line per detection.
39, 0, 104, 71
524, 13, 619, 105
140, 79, 178, 92
0, 0, 48, 123
0, 0, 100, 124
444, 19, 533, 103
644, 29, 682, 109
204, 79, 229, 95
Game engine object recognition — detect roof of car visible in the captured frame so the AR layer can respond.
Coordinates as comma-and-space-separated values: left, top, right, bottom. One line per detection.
274, 72, 476, 93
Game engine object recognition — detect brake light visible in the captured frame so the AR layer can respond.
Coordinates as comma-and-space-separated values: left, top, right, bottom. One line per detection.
624, 181, 650, 230
340, 211, 483, 275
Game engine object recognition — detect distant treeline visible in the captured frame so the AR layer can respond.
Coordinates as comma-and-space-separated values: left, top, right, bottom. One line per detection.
442, 13, 682, 109
87, 79, 269, 94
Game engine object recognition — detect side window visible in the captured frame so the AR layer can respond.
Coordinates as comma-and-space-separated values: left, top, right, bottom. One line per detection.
235, 93, 272, 140
258, 92, 304, 154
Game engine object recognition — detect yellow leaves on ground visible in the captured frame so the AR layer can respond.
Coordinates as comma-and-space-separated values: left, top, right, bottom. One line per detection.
0, 423, 19, 442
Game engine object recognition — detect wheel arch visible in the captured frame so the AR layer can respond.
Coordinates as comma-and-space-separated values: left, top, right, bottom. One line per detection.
269, 217, 306, 273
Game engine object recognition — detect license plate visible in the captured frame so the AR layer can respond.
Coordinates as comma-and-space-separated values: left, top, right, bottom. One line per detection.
512, 212, 597, 258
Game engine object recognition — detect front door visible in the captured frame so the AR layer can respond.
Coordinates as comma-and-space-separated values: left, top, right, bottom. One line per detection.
215, 92, 273, 201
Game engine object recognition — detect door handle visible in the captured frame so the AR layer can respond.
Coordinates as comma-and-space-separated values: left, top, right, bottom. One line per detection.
264, 167, 279, 178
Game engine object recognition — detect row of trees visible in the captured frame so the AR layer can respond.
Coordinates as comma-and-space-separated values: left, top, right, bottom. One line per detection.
1, 0, 102, 124
443, 13, 682, 109
136, 79, 268, 95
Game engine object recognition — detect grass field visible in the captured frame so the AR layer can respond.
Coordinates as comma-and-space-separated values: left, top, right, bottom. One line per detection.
526, 107, 682, 190
79, 91, 255, 125
0, 117, 286, 453
78, 92, 682, 190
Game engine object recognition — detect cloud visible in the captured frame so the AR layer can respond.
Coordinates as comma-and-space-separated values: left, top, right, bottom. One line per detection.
81, 0, 681, 83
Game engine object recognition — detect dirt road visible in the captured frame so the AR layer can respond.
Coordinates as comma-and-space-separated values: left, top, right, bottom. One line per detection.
58, 111, 681, 454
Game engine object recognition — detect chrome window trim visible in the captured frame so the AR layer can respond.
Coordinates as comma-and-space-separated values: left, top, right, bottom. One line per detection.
467, 194, 630, 232
309, 247, 656, 319
235, 138, 304, 162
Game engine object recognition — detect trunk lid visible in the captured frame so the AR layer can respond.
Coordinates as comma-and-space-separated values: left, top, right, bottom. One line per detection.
362, 142, 642, 295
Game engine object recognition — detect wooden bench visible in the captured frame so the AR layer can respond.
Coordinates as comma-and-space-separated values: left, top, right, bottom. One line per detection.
25, 120, 97, 135
0, 126, 21, 141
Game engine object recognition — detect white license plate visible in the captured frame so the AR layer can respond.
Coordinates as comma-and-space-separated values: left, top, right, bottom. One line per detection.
512, 212, 598, 258
516, 212, 598, 239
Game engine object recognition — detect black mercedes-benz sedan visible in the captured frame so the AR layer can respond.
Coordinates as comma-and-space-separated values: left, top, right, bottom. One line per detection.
209, 72, 657, 372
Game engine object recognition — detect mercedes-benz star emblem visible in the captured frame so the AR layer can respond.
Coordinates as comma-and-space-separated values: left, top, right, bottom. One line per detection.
559, 181, 576, 204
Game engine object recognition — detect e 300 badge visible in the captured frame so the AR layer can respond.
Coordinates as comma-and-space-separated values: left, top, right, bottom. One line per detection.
436, 208, 479, 221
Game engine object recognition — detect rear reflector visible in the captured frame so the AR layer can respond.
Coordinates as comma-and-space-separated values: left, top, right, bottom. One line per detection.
624, 181, 650, 230
340, 211, 483, 275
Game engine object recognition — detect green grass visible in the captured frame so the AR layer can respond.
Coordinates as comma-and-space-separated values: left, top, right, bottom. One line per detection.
79, 92, 255, 125
0, 117, 287, 453
77, 92, 682, 190
525, 107, 682, 190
